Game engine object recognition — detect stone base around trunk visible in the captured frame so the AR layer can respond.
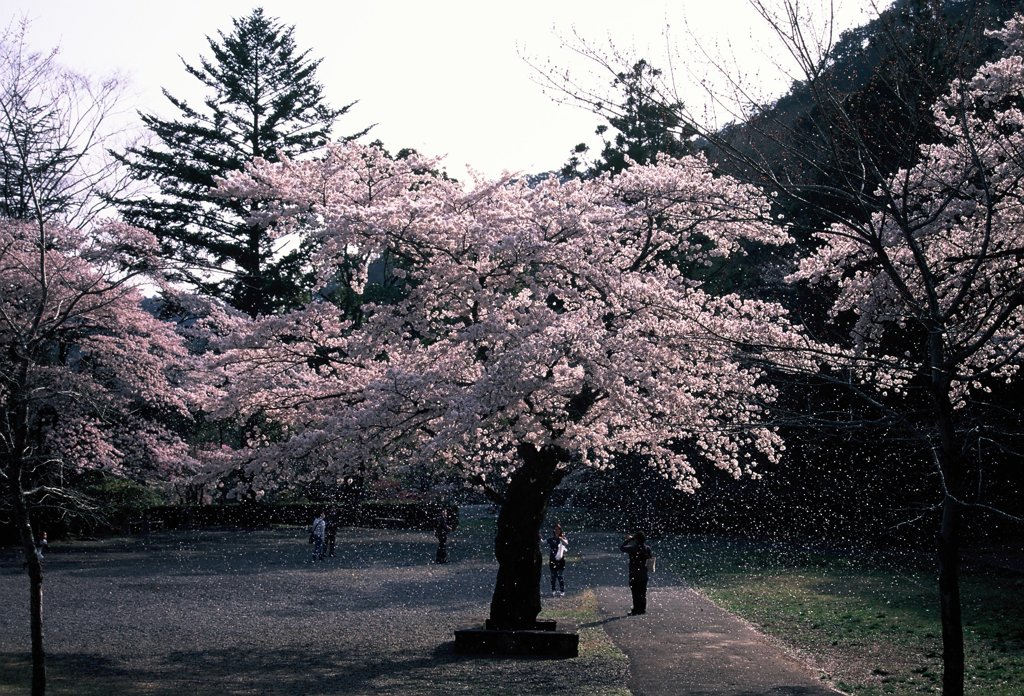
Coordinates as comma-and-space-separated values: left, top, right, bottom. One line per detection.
484, 617, 557, 631
454, 620, 579, 657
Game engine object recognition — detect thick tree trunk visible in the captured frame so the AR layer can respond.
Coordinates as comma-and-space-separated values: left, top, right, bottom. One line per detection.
488, 444, 565, 630
938, 493, 964, 696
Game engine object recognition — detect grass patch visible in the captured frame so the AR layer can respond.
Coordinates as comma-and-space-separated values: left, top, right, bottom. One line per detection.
540, 588, 631, 693
660, 536, 1024, 695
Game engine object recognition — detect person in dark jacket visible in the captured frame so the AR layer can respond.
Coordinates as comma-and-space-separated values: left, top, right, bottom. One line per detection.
35, 531, 48, 560
325, 507, 339, 558
434, 508, 451, 563
620, 532, 653, 615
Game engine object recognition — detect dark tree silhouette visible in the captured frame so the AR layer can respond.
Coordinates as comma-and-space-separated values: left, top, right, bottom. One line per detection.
561, 59, 693, 179
110, 8, 370, 317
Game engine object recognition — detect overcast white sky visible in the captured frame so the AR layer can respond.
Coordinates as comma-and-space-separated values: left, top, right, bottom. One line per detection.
5, 1, 881, 180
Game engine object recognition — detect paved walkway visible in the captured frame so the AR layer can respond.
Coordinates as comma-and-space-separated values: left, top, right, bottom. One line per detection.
571, 532, 844, 696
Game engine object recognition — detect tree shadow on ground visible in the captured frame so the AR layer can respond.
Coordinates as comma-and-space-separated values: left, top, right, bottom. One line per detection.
5, 644, 596, 696
1, 652, 135, 696
578, 614, 628, 629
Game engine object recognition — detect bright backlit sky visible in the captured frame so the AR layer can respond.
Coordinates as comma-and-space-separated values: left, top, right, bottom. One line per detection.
5, 1, 881, 180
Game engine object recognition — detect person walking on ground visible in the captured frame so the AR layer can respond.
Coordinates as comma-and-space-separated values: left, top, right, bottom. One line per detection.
325, 507, 338, 558
310, 511, 326, 562
620, 531, 653, 615
546, 523, 569, 596
434, 508, 451, 563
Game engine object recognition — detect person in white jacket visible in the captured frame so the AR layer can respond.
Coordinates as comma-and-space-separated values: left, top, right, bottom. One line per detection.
544, 523, 569, 596
310, 511, 326, 561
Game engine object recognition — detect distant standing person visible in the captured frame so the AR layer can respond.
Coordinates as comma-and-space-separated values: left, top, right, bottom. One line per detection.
310, 511, 326, 562
325, 507, 339, 558
546, 523, 569, 596
35, 531, 48, 560
620, 532, 653, 615
434, 508, 450, 563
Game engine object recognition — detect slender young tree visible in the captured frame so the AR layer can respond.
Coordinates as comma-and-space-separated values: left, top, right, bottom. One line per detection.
541, 4, 1024, 693
786, 16, 1024, 692
1, 216, 198, 696
110, 8, 370, 317
0, 21, 128, 229
1, 28, 199, 696
211, 142, 813, 630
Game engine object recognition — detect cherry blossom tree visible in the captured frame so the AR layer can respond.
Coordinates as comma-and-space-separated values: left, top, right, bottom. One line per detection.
544, 4, 1023, 689
212, 142, 812, 629
0, 216, 200, 695
1, 27, 199, 694
787, 16, 1024, 693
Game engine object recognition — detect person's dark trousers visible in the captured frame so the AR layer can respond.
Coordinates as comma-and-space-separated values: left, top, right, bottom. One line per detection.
550, 560, 565, 592
629, 573, 648, 613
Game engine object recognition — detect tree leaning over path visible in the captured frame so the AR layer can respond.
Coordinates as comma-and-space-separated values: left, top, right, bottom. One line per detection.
110, 8, 370, 317
539, 5, 1024, 691
212, 142, 814, 630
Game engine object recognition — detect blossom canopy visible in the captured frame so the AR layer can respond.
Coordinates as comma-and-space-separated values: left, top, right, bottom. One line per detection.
214, 143, 812, 494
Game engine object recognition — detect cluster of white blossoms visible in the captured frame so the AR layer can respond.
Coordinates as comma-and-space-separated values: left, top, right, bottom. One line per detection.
0, 219, 200, 481
788, 13, 1024, 408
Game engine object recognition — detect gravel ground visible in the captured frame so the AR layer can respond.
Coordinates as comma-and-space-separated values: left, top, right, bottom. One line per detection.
0, 512, 627, 696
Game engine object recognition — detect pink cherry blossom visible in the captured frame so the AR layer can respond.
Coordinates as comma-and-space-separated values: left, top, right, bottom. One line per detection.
1, 218, 201, 487
213, 145, 808, 497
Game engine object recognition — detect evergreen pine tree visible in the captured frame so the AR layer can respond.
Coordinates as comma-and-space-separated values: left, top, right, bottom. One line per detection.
111, 8, 370, 316
562, 60, 692, 179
